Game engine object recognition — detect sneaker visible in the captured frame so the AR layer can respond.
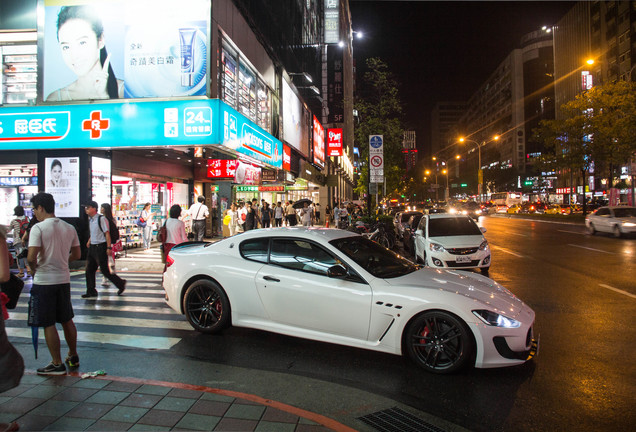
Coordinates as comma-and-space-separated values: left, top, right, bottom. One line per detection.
65, 354, 80, 369
37, 362, 66, 375
117, 280, 126, 296
101, 278, 110, 287
81, 292, 98, 299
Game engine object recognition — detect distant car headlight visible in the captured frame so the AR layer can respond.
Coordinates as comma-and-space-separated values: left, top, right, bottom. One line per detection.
623, 222, 636, 227
461, 210, 468, 215
449, 208, 457, 214
479, 240, 489, 251
429, 242, 445, 252
472, 310, 521, 328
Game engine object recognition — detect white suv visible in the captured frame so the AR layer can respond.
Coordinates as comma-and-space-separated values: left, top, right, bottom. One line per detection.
414, 214, 491, 275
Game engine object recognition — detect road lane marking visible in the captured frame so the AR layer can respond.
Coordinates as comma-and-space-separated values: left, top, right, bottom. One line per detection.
9, 312, 190, 330
6, 328, 181, 350
491, 245, 524, 258
508, 232, 527, 237
558, 230, 585, 235
599, 284, 636, 299
568, 244, 615, 254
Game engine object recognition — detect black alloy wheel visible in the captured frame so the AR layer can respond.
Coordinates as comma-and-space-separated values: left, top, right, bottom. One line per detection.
613, 224, 622, 238
405, 311, 474, 374
183, 279, 231, 334
588, 223, 596, 235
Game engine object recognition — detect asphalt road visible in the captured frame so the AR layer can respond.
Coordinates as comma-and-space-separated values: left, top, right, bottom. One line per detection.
9, 220, 635, 431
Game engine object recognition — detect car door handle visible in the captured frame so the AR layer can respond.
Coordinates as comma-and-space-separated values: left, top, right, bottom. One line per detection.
263, 275, 280, 282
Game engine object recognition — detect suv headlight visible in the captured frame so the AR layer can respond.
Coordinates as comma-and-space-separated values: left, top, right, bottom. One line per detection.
479, 240, 489, 251
472, 310, 521, 328
429, 242, 445, 252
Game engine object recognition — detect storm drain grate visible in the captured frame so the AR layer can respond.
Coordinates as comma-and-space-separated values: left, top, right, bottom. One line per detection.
357, 407, 447, 432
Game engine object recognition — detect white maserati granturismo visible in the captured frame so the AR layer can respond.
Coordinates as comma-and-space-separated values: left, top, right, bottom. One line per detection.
163, 227, 537, 374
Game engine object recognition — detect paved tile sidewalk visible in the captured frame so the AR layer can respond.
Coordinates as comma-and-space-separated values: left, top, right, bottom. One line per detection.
0, 373, 353, 432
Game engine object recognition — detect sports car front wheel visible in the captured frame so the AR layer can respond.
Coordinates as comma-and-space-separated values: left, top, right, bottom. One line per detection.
405, 311, 474, 374
183, 279, 231, 334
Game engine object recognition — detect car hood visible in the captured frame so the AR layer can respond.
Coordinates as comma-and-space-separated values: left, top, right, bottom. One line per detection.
386, 269, 526, 318
428, 234, 484, 248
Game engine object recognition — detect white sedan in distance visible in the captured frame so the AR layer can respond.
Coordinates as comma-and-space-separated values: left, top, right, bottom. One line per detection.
585, 206, 636, 237
413, 214, 491, 275
163, 228, 536, 374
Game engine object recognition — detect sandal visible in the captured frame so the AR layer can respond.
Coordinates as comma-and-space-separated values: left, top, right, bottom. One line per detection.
16, 272, 24, 278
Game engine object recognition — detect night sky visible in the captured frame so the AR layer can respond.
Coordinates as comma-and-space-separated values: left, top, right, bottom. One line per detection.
350, 0, 575, 151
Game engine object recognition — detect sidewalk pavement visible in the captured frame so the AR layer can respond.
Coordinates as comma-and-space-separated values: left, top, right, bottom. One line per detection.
0, 373, 349, 432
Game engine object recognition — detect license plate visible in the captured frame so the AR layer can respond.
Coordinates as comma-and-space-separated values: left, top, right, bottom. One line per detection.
456, 256, 471, 263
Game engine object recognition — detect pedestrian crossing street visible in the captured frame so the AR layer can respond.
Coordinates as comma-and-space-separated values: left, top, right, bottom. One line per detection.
4, 271, 192, 351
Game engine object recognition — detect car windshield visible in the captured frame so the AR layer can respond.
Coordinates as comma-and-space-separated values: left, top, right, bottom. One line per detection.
428, 217, 482, 236
614, 208, 636, 217
330, 236, 418, 279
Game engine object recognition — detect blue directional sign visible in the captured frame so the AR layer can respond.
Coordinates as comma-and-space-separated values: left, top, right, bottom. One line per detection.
369, 135, 383, 149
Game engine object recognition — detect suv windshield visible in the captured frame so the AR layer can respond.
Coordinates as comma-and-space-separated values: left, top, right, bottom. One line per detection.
330, 236, 418, 279
429, 217, 482, 237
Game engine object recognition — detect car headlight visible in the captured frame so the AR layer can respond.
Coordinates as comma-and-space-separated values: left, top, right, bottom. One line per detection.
472, 310, 521, 328
622, 222, 636, 227
429, 242, 445, 252
449, 208, 457, 214
479, 240, 489, 251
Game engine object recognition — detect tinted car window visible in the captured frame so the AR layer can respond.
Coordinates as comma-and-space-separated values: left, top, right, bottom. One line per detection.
331, 236, 418, 279
595, 208, 610, 216
613, 208, 636, 217
428, 217, 482, 236
239, 238, 269, 263
270, 239, 339, 276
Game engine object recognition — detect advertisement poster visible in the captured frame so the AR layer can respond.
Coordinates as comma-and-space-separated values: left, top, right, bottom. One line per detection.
91, 156, 111, 205
312, 115, 325, 168
42, 0, 209, 101
44, 156, 80, 217
0, 187, 19, 227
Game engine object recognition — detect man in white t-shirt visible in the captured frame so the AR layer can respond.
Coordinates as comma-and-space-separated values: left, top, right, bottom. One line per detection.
27, 193, 81, 376
189, 195, 209, 241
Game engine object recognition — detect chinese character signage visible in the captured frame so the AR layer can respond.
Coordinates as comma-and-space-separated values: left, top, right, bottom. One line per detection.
0, 99, 283, 169
327, 46, 344, 123
327, 128, 343, 156
44, 156, 80, 217
283, 144, 291, 171
234, 161, 261, 185
324, 0, 340, 44
312, 115, 325, 169
42, 0, 209, 101
207, 159, 238, 179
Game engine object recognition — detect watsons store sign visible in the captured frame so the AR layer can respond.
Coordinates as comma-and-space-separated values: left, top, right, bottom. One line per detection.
0, 99, 282, 169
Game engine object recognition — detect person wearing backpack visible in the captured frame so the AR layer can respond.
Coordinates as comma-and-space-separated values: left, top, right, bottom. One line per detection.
82, 201, 126, 298
9, 206, 29, 278
99, 204, 120, 288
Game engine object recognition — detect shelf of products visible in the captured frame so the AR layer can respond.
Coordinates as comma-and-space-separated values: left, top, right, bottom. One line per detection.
1, 46, 37, 105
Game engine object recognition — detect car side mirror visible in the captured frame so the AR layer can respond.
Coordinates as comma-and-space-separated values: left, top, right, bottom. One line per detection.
480, 227, 487, 233
327, 264, 348, 278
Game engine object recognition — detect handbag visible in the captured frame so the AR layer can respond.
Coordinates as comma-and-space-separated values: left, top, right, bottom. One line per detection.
136, 216, 147, 228
157, 223, 167, 244
1, 273, 25, 310
112, 239, 124, 253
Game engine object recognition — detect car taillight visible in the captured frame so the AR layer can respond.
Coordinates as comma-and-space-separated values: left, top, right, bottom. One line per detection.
165, 254, 175, 269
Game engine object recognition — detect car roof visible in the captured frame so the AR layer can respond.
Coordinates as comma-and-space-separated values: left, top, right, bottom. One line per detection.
427, 213, 473, 220
224, 227, 357, 242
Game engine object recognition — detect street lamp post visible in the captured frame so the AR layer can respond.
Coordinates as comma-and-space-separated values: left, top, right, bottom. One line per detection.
432, 155, 460, 202
458, 136, 499, 202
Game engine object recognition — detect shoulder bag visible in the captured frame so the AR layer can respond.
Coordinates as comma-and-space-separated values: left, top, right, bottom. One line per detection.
1, 274, 24, 310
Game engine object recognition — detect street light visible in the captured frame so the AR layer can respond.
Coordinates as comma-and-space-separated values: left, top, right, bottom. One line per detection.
432, 155, 460, 202
458, 135, 500, 202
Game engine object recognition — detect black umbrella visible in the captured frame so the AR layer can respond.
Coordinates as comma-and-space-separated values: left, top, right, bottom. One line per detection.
292, 198, 312, 209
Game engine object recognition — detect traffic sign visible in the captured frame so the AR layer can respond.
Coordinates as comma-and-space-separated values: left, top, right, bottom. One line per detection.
370, 154, 384, 168
369, 135, 383, 149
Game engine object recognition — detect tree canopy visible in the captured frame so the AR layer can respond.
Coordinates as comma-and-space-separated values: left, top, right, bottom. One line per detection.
353, 58, 405, 200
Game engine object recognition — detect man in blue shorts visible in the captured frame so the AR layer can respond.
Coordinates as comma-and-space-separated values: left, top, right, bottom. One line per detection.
27, 193, 82, 375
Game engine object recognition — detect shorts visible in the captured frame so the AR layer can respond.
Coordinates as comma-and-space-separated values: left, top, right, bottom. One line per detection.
28, 283, 74, 328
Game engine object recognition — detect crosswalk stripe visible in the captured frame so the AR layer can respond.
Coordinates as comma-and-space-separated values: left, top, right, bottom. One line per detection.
68, 294, 166, 303
9, 312, 191, 330
11, 304, 176, 315
6, 328, 181, 350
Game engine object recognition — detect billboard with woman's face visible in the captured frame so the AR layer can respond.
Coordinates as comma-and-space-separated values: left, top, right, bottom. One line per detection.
42, 0, 209, 101
44, 156, 80, 217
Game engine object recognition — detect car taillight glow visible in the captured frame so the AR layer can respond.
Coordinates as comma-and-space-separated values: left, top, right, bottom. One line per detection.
165, 254, 175, 268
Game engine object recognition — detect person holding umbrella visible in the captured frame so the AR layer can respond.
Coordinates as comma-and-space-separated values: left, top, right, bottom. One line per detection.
26, 192, 81, 375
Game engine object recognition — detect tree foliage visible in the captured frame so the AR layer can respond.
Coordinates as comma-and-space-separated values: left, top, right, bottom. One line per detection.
354, 58, 405, 198
533, 80, 636, 184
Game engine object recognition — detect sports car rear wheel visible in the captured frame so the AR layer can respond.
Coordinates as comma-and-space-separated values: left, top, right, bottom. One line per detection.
405, 311, 473, 374
184, 279, 231, 334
